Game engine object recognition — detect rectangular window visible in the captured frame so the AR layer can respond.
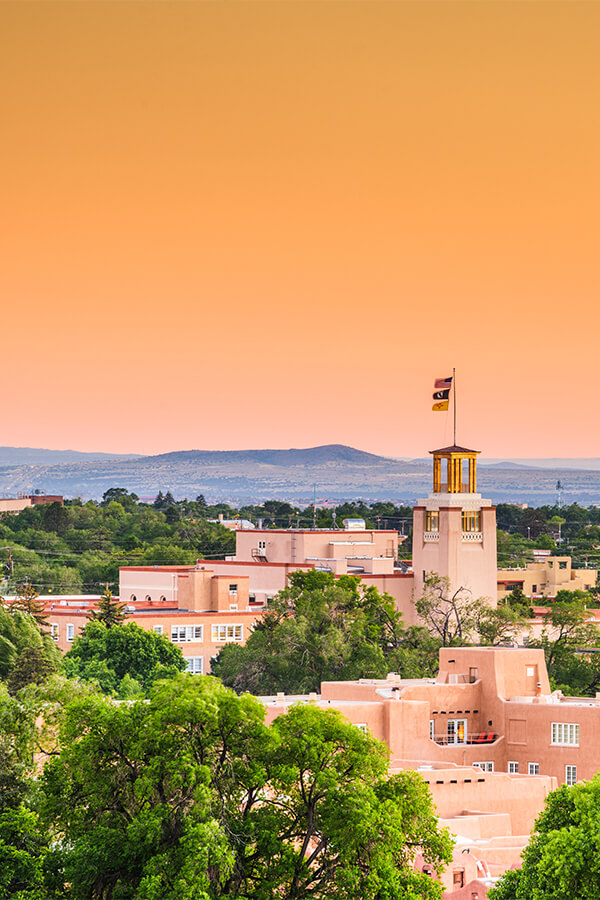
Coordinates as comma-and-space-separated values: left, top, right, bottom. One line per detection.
66, 624, 75, 642
473, 761, 494, 772
211, 623, 243, 643
447, 718, 467, 745
551, 723, 580, 746
184, 657, 204, 675
425, 511, 439, 532
229, 603, 238, 611
153, 625, 163, 635
565, 765, 577, 786
508, 761, 519, 774
528, 762, 540, 776
228, 584, 238, 593
356, 723, 368, 734
429, 720, 434, 741
171, 625, 203, 643
50, 623, 59, 642
461, 510, 481, 533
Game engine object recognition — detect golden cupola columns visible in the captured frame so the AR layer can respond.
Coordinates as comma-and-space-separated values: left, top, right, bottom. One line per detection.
430, 445, 480, 494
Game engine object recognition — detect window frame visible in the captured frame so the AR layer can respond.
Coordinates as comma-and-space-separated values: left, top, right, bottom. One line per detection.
528, 762, 540, 776
211, 623, 244, 643
551, 722, 580, 746
66, 623, 75, 642
184, 656, 204, 675
508, 761, 519, 774
565, 765, 577, 786
171, 625, 204, 643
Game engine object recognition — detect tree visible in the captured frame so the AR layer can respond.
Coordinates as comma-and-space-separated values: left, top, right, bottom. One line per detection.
0, 606, 61, 689
490, 775, 600, 899
213, 570, 437, 694
63, 620, 187, 693
0, 683, 38, 809
87, 585, 127, 628
12, 584, 49, 632
415, 573, 485, 646
530, 601, 600, 696
39, 675, 452, 899
7, 645, 57, 695
101, 488, 139, 510
473, 603, 526, 646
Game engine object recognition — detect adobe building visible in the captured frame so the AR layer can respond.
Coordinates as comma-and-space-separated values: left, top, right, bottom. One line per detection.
412, 446, 497, 604
261, 646, 576, 896
41, 569, 266, 674
497, 554, 596, 601
262, 644, 600, 895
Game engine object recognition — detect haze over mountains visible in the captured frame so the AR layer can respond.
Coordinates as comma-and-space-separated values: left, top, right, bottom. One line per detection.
2, 445, 600, 506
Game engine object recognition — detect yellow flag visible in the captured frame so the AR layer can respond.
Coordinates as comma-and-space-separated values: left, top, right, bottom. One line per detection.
432, 400, 449, 412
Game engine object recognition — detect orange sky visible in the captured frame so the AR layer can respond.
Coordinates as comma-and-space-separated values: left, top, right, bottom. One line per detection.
2, 1, 600, 459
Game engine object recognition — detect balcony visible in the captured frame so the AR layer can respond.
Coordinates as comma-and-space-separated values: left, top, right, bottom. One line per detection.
432, 730, 499, 746
462, 532, 483, 542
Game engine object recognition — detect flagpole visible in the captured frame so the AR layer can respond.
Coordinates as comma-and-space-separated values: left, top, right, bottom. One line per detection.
453, 366, 456, 446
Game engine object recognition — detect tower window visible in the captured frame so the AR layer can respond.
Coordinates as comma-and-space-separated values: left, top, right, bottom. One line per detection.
425, 511, 439, 532
461, 511, 481, 533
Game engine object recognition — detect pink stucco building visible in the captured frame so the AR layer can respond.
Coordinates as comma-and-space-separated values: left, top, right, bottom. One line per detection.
262, 644, 600, 895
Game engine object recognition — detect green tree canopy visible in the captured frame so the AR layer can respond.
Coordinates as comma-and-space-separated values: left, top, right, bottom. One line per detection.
490, 775, 600, 899
63, 621, 187, 694
212, 570, 439, 695
39, 674, 452, 899
87, 585, 127, 628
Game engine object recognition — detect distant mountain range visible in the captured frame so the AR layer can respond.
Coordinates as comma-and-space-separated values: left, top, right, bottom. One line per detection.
1, 444, 600, 506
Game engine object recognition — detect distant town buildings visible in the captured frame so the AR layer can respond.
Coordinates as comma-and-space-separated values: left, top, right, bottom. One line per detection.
0, 492, 63, 514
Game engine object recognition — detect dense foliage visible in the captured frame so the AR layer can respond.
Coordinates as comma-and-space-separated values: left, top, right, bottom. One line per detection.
490, 775, 600, 899
212, 570, 440, 694
0, 674, 452, 900
63, 620, 187, 696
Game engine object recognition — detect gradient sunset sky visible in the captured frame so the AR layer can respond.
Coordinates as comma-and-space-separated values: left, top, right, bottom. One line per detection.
3, 1, 599, 459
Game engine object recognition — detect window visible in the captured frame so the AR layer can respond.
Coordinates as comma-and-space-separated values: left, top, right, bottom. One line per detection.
425, 511, 439, 532
532, 584, 538, 593
229, 584, 238, 594
211, 624, 243, 643
551, 723, 579, 746
429, 720, 434, 741
171, 625, 204, 643
508, 761, 519, 774
469, 667, 478, 683
565, 765, 577, 786
356, 723, 368, 734
528, 763, 540, 775
145, 595, 152, 602
50, 623, 59, 642
447, 719, 467, 745
66, 624, 75, 642
153, 625, 163, 635
160, 595, 167, 602
453, 870, 465, 888
461, 510, 481, 533
185, 657, 204, 675
229, 604, 238, 611
473, 761, 494, 772
258, 540, 266, 552
526, 666, 535, 677
130, 594, 137, 602
559, 561, 568, 569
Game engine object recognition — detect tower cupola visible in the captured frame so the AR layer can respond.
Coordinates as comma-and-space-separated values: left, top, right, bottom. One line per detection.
430, 445, 480, 494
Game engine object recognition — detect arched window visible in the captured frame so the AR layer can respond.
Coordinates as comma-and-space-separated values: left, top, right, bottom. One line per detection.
145, 595, 152, 602
130, 594, 137, 602
160, 595, 167, 602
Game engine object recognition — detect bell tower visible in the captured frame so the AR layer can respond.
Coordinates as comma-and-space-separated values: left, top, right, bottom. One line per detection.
412, 445, 497, 606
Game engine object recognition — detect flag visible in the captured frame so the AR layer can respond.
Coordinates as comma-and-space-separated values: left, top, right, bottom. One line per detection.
434, 376, 453, 390
432, 400, 449, 412
433, 389, 450, 400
